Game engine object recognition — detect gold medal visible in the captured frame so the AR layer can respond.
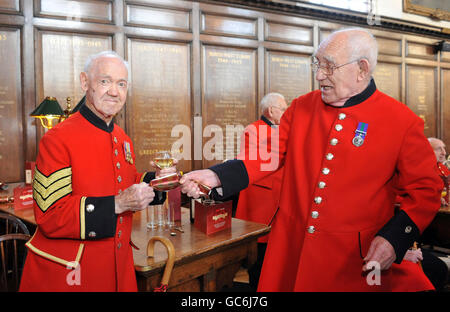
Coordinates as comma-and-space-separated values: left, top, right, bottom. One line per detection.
123, 141, 133, 164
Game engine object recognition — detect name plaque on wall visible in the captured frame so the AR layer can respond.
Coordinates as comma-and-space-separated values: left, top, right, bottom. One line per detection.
127, 39, 191, 173
373, 62, 401, 101
202, 45, 257, 168
0, 28, 22, 182
266, 51, 311, 106
406, 65, 436, 137
40, 32, 112, 110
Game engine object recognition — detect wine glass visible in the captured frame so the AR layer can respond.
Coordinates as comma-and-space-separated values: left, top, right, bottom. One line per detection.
153, 151, 176, 228
154, 151, 174, 172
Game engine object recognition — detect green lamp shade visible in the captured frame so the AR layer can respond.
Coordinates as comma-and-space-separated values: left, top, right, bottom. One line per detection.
30, 96, 64, 117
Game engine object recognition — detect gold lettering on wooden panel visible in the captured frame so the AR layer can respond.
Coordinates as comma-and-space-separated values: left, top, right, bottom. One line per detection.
442, 69, 450, 147
41, 33, 111, 111
267, 51, 311, 105
128, 40, 191, 173
406, 65, 436, 137
0, 29, 22, 181
373, 62, 401, 101
202, 46, 256, 168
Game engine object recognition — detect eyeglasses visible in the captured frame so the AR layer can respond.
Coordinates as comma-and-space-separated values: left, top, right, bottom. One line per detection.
311, 59, 359, 76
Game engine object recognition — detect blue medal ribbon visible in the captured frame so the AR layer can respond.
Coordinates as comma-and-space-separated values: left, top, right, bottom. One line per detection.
353, 122, 368, 147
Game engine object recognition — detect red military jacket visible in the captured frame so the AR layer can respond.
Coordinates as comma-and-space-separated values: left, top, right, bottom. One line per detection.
437, 162, 450, 204
235, 117, 283, 243
210, 79, 442, 291
20, 105, 160, 292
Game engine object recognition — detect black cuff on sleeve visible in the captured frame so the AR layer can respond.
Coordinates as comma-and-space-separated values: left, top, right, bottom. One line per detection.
150, 190, 166, 205
84, 196, 117, 240
142, 171, 166, 205
141, 172, 156, 183
376, 210, 420, 264
209, 159, 249, 200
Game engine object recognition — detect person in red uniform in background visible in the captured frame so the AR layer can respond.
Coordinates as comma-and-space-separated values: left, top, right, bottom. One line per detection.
235, 92, 288, 290
428, 138, 449, 206
20, 51, 175, 291
180, 28, 442, 291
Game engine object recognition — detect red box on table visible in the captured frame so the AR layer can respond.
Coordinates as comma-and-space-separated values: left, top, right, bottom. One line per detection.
168, 187, 181, 221
13, 185, 33, 210
194, 200, 232, 235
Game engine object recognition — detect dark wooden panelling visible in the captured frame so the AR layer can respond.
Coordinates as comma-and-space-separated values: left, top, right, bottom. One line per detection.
202, 45, 257, 168
0, 0, 20, 13
442, 69, 450, 148
442, 51, 450, 63
266, 51, 312, 106
37, 32, 112, 114
376, 37, 402, 56
0, 28, 22, 181
406, 65, 437, 137
265, 21, 312, 45
37, 0, 113, 23
126, 4, 190, 31
127, 39, 192, 173
373, 62, 402, 101
200, 13, 257, 38
406, 41, 437, 60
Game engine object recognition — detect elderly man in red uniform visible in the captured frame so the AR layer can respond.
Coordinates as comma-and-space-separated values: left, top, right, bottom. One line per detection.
20, 51, 172, 291
235, 92, 287, 290
428, 137, 449, 206
180, 28, 442, 291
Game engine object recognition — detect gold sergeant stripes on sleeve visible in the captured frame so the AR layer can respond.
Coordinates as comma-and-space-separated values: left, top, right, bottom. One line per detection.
33, 167, 73, 212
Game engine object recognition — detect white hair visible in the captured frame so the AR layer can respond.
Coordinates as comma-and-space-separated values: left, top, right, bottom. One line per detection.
260, 92, 285, 113
318, 27, 378, 74
84, 50, 130, 78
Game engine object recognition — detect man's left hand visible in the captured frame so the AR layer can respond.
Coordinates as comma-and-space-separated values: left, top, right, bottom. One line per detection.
362, 236, 396, 271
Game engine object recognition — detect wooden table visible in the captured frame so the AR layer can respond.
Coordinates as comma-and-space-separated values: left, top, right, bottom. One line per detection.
0, 183, 36, 226
1, 187, 271, 292
132, 208, 270, 292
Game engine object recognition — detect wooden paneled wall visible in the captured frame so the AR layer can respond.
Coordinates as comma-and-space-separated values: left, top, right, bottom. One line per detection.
0, 0, 449, 182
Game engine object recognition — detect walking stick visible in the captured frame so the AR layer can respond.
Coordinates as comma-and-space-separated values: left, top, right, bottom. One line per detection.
147, 236, 175, 292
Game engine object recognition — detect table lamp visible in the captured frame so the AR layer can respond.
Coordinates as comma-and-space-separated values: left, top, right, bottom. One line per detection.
30, 96, 64, 129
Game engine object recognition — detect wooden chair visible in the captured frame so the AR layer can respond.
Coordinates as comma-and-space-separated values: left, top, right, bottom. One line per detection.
0, 233, 31, 291
0, 212, 30, 236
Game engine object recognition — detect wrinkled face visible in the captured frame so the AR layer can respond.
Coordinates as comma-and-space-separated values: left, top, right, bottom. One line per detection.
81, 57, 128, 123
431, 140, 447, 163
271, 98, 288, 125
314, 35, 361, 106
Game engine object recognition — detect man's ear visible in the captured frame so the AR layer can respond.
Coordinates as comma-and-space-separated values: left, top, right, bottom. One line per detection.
80, 72, 88, 92
357, 59, 370, 81
267, 107, 274, 119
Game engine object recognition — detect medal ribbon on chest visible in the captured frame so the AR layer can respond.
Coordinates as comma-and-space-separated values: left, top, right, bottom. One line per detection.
123, 141, 134, 164
352, 122, 368, 147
